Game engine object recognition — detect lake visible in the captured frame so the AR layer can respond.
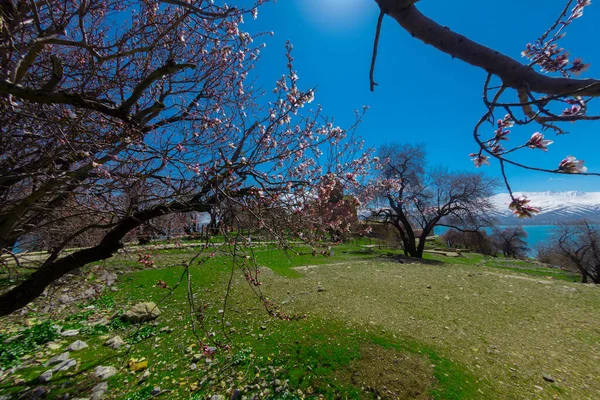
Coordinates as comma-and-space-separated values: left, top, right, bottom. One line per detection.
434, 225, 567, 257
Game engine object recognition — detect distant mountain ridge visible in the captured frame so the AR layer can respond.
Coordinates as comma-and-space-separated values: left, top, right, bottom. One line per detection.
491, 191, 600, 225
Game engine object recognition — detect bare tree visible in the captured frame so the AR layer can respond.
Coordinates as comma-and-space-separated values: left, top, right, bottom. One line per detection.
442, 229, 497, 256
492, 226, 529, 258
363, 143, 498, 258
548, 222, 600, 283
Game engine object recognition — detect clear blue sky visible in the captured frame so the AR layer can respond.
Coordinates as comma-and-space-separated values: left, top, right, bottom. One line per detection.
247, 0, 600, 193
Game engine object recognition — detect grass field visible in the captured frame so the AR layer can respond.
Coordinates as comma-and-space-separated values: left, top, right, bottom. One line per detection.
0, 242, 598, 399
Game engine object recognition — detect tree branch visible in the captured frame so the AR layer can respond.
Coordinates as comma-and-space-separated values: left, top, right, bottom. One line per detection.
118, 62, 196, 113
0, 80, 124, 118
377, 2, 600, 96
0, 199, 211, 316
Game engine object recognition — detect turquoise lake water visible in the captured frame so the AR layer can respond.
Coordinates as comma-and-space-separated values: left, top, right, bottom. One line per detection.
434, 225, 570, 256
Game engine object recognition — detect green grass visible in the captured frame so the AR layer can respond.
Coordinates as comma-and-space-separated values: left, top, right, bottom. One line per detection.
423, 252, 579, 282
1, 240, 598, 399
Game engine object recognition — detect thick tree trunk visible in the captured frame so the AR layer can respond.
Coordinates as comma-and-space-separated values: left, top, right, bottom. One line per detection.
0, 201, 210, 317
415, 219, 439, 259
581, 272, 589, 284
0, 241, 121, 316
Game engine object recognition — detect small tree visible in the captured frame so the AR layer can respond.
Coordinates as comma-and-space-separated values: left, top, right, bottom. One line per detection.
442, 229, 497, 256
363, 143, 497, 258
546, 222, 600, 283
492, 226, 529, 258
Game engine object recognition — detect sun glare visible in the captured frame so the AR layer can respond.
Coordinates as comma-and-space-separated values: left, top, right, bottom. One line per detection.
297, 0, 373, 31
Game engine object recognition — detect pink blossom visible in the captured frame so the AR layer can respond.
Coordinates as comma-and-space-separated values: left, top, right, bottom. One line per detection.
526, 132, 553, 151
558, 156, 587, 173
562, 105, 583, 117
497, 114, 514, 129
469, 154, 490, 168
509, 197, 540, 218
494, 128, 510, 141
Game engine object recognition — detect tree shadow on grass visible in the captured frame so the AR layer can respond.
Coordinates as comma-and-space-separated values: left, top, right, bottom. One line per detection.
378, 253, 445, 266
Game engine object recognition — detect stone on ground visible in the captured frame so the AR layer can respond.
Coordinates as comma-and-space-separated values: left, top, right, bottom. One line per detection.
67, 340, 88, 351
90, 382, 108, 400
93, 366, 117, 380
52, 358, 77, 372
46, 352, 70, 366
104, 335, 124, 349
38, 370, 53, 383
122, 302, 160, 323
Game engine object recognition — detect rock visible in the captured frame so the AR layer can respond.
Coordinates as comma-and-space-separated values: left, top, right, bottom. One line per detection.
426, 285, 432, 289
97, 271, 117, 286
4, 334, 24, 344
46, 342, 62, 350
210, 396, 225, 400
52, 358, 76, 372
59, 294, 74, 304
192, 353, 203, 362
104, 336, 124, 350
316, 286, 326, 292
260, 325, 267, 330
543, 373, 555, 383
18, 386, 48, 400
94, 366, 117, 380
90, 318, 109, 326
46, 352, 70, 366
61, 329, 79, 337
231, 389, 242, 400
38, 369, 53, 383
90, 382, 108, 400
138, 370, 150, 384
150, 387, 161, 396
122, 302, 160, 323
190, 363, 197, 371
67, 340, 88, 351
159, 326, 173, 333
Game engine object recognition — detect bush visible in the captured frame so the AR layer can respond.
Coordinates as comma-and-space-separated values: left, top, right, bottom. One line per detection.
441, 229, 496, 256
492, 226, 529, 258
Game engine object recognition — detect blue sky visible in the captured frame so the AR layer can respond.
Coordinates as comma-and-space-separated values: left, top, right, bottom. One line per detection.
247, 0, 600, 193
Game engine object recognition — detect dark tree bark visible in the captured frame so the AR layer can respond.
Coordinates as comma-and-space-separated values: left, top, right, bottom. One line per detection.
374, 1, 600, 96
0, 201, 210, 316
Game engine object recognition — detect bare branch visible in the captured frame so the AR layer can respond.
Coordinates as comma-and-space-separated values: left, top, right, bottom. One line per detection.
377, 3, 600, 96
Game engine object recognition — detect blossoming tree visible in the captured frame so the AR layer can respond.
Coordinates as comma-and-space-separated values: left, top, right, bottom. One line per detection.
362, 143, 497, 258
369, 0, 599, 218
0, 0, 368, 316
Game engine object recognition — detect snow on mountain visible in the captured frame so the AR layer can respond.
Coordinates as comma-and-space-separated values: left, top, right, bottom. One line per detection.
490, 191, 600, 224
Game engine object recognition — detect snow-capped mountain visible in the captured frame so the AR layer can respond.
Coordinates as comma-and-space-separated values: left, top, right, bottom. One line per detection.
491, 191, 600, 224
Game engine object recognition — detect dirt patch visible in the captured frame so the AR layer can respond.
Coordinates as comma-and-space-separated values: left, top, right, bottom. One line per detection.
338, 343, 435, 399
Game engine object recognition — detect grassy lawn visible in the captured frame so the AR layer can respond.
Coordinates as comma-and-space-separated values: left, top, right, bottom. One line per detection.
1, 241, 598, 399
